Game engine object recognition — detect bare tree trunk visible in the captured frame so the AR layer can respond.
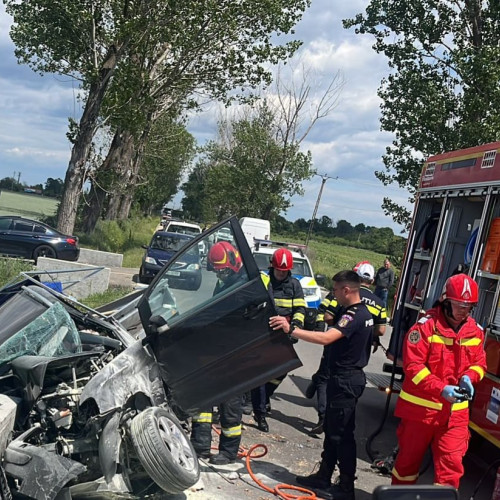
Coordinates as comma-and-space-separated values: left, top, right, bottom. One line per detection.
106, 122, 150, 220
81, 183, 107, 233
57, 45, 124, 235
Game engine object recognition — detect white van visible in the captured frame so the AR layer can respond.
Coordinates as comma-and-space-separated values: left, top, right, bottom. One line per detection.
239, 217, 271, 250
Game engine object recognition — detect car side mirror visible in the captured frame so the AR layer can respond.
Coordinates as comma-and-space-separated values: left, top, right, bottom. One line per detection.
315, 274, 326, 287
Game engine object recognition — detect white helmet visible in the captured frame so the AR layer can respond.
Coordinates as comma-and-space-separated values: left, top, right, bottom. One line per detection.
355, 262, 375, 281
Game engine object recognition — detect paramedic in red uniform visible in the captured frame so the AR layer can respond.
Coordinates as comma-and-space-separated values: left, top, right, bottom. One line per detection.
392, 274, 486, 488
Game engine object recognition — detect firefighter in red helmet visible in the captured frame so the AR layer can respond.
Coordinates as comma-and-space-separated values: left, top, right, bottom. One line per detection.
392, 273, 486, 488
251, 247, 306, 432
190, 239, 247, 465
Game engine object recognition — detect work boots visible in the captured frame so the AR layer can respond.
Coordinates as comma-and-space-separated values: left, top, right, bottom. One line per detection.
295, 461, 333, 490
320, 474, 355, 500
254, 413, 269, 432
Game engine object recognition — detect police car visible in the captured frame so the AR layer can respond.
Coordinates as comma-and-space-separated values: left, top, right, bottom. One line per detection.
252, 239, 322, 329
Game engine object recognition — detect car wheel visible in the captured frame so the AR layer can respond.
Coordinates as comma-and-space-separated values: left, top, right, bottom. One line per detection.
33, 245, 57, 261
130, 407, 199, 494
138, 267, 151, 284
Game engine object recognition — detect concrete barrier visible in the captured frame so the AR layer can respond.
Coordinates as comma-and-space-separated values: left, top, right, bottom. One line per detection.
78, 248, 123, 267
35, 257, 110, 300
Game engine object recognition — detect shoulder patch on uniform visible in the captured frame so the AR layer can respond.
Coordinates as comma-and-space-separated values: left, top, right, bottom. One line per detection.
408, 330, 421, 344
417, 316, 430, 324
338, 314, 354, 328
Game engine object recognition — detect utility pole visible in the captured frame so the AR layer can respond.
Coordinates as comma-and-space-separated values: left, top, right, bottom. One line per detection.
305, 173, 337, 249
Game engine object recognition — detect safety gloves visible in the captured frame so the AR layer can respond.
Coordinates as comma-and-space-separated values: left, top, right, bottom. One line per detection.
459, 375, 474, 398
441, 385, 463, 403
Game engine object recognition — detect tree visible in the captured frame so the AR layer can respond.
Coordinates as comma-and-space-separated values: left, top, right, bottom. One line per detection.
44, 178, 64, 198
344, 0, 500, 227
134, 118, 195, 216
6, 0, 311, 234
181, 60, 343, 222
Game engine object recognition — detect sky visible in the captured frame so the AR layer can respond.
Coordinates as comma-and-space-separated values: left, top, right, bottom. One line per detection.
0, 1, 414, 234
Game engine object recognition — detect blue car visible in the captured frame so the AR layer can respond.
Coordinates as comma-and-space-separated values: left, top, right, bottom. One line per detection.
139, 231, 201, 288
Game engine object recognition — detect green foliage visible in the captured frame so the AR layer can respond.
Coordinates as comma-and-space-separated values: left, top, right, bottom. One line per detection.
77, 217, 157, 253
0, 258, 34, 285
134, 118, 196, 215
181, 103, 313, 223
80, 286, 133, 309
344, 0, 500, 227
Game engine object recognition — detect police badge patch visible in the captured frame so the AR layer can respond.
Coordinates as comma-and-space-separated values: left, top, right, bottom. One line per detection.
408, 330, 421, 344
338, 314, 353, 328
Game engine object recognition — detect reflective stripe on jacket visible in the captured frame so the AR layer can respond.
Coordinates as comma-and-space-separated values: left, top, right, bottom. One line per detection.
395, 306, 486, 426
261, 271, 306, 327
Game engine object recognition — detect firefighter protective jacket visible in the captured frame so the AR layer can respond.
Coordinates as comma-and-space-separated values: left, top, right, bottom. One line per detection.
261, 270, 306, 327
395, 306, 486, 426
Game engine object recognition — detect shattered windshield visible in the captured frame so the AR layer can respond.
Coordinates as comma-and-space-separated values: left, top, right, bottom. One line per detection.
0, 295, 81, 366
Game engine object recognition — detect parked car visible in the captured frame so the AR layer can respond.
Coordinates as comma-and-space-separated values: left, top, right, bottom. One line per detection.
0, 216, 79, 262
0, 216, 300, 499
139, 231, 201, 286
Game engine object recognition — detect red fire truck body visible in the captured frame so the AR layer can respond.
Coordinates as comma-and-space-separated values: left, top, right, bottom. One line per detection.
390, 141, 500, 448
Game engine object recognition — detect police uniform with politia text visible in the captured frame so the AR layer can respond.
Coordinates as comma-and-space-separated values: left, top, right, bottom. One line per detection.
320, 302, 373, 484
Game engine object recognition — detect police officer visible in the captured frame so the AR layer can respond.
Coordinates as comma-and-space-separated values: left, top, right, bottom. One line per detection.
306, 262, 386, 436
190, 241, 247, 465
391, 274, 486, 488
251, 247, 306, 432
270, 270, 374, 500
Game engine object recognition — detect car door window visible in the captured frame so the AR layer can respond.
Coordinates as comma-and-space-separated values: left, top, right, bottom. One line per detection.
138, 216, 301, 413
13, 221, 34, 232
0, 219, 12, 230
33, 225, 46, 234
145, 224, 249, 326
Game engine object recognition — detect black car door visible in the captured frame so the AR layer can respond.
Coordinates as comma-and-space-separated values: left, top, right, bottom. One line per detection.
0, 218, 14, 256
138, 216, 301, 414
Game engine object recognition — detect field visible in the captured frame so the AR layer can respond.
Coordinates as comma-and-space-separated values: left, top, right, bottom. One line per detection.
0, 191, 58, 219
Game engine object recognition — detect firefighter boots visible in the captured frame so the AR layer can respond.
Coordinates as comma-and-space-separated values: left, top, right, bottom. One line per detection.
320, 474, 355, 500
209, 453, 235, 465
295, 461, 333, 490
254, 413, 269, 432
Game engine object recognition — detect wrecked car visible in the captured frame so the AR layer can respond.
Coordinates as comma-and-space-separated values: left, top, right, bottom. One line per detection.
0, 216, 301, 499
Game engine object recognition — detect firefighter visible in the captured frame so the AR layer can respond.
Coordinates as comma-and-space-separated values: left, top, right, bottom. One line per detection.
190, 241, 246, 465
391, 273, 486, 488
270, 270, 374, 500
251, 247, 306, 432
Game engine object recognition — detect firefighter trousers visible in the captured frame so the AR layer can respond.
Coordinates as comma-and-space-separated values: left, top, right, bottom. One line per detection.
190, 395, 243, 460
251, 374, 287, 414
392, 419, 469, 488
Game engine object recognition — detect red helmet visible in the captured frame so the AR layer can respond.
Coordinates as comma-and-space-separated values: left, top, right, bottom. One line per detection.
271, 248, 293, 271
208, 241, 242, 273
442, 274, 478, 304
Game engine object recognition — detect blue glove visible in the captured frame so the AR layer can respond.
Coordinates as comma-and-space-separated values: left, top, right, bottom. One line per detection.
441, 385, 462, 403
459, 375, 474, 398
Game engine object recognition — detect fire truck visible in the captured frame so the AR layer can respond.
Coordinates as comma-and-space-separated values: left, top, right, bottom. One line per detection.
388, 140, 500, 449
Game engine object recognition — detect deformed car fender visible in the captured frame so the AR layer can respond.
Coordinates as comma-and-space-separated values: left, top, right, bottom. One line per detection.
99, 411, 121, 484
4, 439, 86, 500
80, 341, 163, 413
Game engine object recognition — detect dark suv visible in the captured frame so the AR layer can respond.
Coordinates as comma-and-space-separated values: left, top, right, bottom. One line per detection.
0, 216, 79, 262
